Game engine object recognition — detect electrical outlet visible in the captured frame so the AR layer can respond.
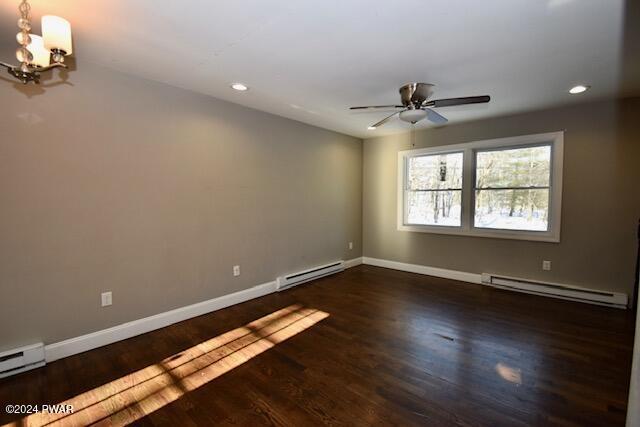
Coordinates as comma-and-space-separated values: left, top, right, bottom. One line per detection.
349, 242, 353, 250
101, 291, 112, 307
233, 265, 240, 277
542, 260, 552, 271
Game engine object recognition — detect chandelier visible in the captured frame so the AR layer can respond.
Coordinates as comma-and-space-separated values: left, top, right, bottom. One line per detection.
0, 0, 72, 84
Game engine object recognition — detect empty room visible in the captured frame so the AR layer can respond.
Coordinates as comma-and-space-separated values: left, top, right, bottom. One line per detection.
1, 0, 639, 426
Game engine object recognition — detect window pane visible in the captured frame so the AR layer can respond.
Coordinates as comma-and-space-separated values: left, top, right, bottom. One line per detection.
476, 145, 551, 189
408, 152, 463, 190
407, 190, 462, 226
474, 189, 549, 231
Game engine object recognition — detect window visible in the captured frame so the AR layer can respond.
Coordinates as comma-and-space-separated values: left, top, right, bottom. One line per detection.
406, 152, 463, 226
398, 132, 563, 241
474, 145, 551, 231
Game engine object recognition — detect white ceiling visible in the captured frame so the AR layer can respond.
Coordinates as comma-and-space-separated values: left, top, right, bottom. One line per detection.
0, 0, 636, 138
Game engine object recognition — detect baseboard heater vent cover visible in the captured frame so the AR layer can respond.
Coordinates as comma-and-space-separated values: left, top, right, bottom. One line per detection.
0, 343, 45, 378
277, 261, 344, 291
481, 273, 628, 308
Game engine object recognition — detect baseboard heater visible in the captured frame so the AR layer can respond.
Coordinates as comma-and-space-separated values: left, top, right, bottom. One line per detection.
277, 261, 344, 291
481, 273, 628, 308
0, 343, 45, 379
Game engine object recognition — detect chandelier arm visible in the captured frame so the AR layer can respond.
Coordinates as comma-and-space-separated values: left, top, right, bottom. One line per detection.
36, 62, 68, 72
0, 62, 14, 70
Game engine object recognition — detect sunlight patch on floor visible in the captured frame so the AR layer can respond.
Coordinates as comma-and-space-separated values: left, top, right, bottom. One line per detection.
495, 362, 522, 385
7, 304, 328, 427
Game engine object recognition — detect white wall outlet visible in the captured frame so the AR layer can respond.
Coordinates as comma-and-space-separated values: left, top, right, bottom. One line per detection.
349, 242, 353, 250
101, 291, 112, 307
542, 260, 552, 271
233, 265, 240, 277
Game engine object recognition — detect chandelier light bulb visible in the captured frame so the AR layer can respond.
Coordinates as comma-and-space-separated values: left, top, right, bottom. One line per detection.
27, 35, 51, 68
42, 15, 73, 56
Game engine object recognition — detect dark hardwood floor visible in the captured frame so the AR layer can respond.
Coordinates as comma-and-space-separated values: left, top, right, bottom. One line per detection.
0, 265, 636, 426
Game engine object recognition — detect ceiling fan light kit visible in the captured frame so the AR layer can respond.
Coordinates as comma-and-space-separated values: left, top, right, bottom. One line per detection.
399, 109, 428, 123
1, 0, 72, 84
350, 82, 491, 129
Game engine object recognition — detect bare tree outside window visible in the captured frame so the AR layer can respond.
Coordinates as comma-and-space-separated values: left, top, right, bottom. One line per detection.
406, 152, 463, 226
474, 145, 551, 231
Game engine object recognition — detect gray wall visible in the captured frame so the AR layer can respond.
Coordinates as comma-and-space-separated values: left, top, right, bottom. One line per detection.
363, 98, 640, 295
0, 61, 362, 352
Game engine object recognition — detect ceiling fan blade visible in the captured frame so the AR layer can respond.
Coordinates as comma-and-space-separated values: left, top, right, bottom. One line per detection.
371, 111, 401, 128
350, 105, 404, 110
426, 95, 490, 108
425, 108, 448, 124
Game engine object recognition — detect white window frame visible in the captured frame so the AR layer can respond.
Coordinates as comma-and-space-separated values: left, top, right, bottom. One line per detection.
397, 131, 564, 242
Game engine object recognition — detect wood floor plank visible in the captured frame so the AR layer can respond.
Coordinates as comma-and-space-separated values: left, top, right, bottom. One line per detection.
0, 265, 635, 426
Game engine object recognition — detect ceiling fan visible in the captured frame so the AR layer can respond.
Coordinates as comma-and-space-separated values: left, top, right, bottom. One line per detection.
350, 83, 490, 129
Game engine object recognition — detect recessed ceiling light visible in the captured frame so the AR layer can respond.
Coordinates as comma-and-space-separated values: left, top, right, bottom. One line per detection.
569, 85, 590, 94
231, 83, 248, 91
367, 126, 376, 130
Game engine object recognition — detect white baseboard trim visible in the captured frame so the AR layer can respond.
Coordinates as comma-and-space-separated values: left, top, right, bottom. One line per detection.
44, 257, 364, 363
344, 257, 363, 269
45, 281, 277, 362
32, 254, 623, 365
361, 256, 627, 308
362, 256, 482, 284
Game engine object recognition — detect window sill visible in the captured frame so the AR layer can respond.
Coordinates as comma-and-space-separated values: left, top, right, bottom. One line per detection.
397, 224, 560, 242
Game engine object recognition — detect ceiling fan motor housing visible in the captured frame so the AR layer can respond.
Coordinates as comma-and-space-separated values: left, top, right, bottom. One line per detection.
399, 82, 434, 107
